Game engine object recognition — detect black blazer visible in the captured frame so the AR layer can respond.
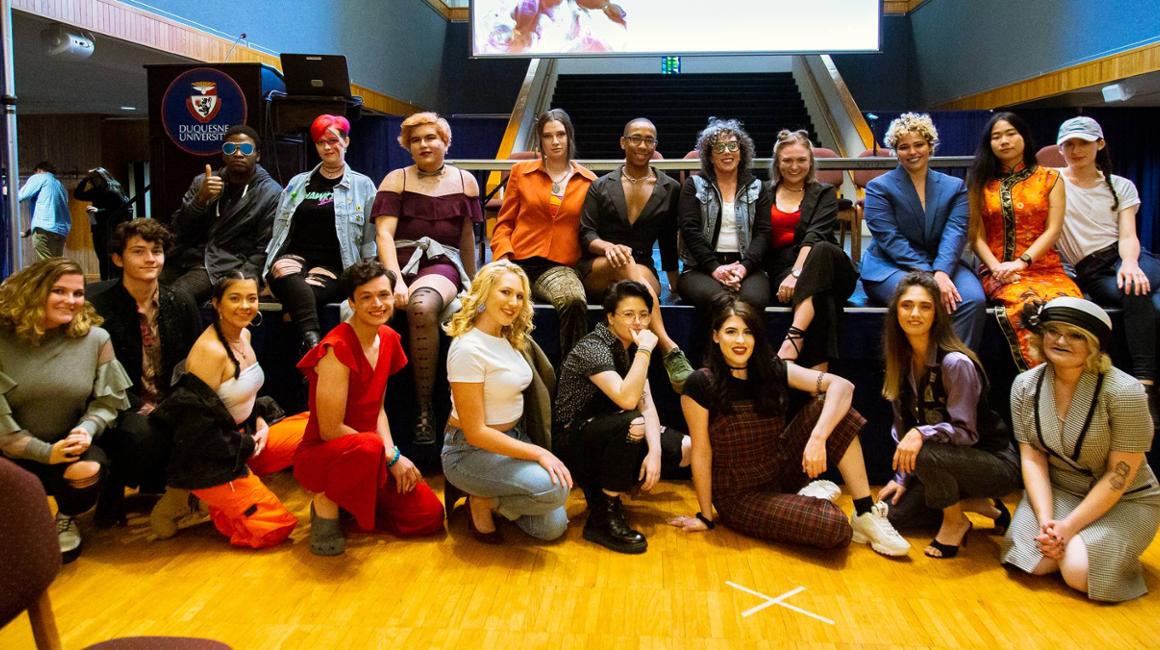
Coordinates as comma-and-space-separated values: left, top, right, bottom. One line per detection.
766, 181, 840, 272
89, 280, 202, 411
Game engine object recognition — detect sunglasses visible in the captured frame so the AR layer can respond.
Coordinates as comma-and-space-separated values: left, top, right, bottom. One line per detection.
222, 141, 256, 156
712, 141, 740, 154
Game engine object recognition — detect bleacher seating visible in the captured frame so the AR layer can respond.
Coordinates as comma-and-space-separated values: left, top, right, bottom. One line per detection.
550, 73, 816, 160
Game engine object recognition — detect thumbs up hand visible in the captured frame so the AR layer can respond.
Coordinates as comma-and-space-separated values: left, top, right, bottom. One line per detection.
197, 163, 224, 206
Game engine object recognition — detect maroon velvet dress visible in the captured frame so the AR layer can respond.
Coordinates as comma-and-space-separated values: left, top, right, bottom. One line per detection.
292, 323, 444, 535
371, 169, 483, 286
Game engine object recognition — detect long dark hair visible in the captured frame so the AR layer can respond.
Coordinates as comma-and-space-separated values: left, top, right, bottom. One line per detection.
1093, 138, 1120, 212
211, 270, 260, 380
967, 111, 1038, 241
704, 294, 785, 416
967, 111, 1037, 199
881, 272, 983, 401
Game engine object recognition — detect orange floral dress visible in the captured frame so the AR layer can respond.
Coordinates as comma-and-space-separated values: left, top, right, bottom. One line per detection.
978, 165, 1081, 370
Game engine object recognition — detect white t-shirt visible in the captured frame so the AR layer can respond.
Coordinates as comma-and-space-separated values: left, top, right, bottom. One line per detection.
1059, 173, 1141, 265
447, 327, 533, 425
716, 201, 740, 253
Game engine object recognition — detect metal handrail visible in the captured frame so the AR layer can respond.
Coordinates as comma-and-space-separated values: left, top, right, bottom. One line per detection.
449, 156, 973, 173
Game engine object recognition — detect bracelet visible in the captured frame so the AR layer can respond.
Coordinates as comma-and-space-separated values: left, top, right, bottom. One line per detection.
388, 445, 401, 467
695, 512, 716, 530
815, 371, 825, 394
636, 347, 653, 356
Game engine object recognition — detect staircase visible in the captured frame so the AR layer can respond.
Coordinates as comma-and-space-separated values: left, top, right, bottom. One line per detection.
550, 72, 816, 161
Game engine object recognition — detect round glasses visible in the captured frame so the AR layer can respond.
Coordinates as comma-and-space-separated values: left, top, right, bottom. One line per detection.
711, 141, 740, 154
222, 141, 256, 156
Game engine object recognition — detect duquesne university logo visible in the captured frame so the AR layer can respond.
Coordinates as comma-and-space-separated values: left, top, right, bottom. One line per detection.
187, 81, 221, 123
161, 67, 247, 156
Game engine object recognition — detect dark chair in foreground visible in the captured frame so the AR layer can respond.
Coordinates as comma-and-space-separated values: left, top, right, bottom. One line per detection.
0, 458, 231, 650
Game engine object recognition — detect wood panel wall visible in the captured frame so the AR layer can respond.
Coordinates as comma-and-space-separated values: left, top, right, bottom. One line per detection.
12, 0, 425, 115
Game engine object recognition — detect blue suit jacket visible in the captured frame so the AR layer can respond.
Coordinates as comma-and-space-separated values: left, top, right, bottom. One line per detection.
860, 167, 969, 283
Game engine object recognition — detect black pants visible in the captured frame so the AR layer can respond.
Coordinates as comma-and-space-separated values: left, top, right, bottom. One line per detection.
11, 445, 108, 516
1075, 245, 1160, 380
557, 410, 686, 506
161, 265, 214, 304
97, 410, 170, 494
677, 268, 771, 312
767, 241, 857, 368
887, 442, 1021, 530
268, 262, 344, 338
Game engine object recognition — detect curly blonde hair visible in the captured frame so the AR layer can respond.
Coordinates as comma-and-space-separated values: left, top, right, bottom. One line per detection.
884, 112, 939, 151
443, 260, 534, 349
1028, 322, 1112, 374
397, 111, 452, 150
0, 258, 101, 345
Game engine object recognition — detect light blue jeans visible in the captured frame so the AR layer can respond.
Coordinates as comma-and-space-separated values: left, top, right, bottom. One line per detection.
441, 424, 570, 540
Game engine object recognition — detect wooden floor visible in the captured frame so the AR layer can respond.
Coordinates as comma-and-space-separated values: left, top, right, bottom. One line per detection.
4, 473, 1160, 649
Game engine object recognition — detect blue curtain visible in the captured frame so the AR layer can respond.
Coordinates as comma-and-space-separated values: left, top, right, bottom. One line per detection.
345, 115, 508, 187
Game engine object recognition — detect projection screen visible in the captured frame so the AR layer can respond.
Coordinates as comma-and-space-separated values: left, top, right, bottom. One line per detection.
471, 0, 880, 57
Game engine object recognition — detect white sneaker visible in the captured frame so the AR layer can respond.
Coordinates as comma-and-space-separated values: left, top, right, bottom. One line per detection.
797, 480, 841, 502
850, 501, 910, 557
56, 512, 82, 561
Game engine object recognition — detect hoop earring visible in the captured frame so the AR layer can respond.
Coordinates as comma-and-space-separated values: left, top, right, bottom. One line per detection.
249, 311, 264, 327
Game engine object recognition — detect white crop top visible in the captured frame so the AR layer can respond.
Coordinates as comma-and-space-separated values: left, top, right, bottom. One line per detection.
447, 327, 532, 425
216, 362, 263, 425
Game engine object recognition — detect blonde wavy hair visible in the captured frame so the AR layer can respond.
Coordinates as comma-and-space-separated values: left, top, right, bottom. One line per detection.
1028, 322, 1112, 374
769, 129, 817, 185
884, 112, 940, 151
397, 111, 452, 150
443, 260, 534, 349
0, 258, 101, 345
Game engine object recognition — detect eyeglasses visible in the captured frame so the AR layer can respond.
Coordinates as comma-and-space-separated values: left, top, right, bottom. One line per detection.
624, 135, 657, 147
617, 310, 650, 323
222, 141, 256, 156
712, 141, 740, 154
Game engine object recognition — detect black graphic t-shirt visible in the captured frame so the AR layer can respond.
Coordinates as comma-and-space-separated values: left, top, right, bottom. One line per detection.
286, 171, 343, 270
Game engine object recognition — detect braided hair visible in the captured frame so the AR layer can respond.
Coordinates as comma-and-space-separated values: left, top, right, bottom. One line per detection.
1094, 143, 1120, 212
210, 270, 260, 380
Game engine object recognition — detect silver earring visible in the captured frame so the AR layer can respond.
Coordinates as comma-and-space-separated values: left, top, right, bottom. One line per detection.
476, 304, 486, 314
249, 311, 264, 327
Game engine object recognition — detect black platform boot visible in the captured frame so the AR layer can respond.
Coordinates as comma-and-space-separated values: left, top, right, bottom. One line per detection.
583, 492, 647, 554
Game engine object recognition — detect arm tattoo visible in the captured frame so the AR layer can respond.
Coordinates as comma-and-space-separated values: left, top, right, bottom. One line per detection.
1108, 460, 1131, 491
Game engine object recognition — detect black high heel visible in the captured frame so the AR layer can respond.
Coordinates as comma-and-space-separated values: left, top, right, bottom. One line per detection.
778, 326, 805, 362
992, 498, 1011, 535
466, 496, 504, 545
925, 520, 972, 559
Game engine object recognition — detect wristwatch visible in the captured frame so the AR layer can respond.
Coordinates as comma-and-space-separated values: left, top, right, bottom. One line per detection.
791, 268, 802, 278
1019, 253, 1033, 265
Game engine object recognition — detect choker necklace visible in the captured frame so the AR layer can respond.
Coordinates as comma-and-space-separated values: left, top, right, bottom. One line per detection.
417, 165, 445, 178
622, 167, 654, 184
727, 364, 748, 370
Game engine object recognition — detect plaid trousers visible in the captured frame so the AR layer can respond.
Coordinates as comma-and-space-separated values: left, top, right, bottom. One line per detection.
712, 397, 865, 549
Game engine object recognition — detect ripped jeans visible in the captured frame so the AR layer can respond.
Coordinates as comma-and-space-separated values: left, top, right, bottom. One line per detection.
441, 424, 570, 540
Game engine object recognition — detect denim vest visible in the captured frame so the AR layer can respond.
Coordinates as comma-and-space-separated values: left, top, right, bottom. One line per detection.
263, 164, 378, 278
680, 174, 763, 268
